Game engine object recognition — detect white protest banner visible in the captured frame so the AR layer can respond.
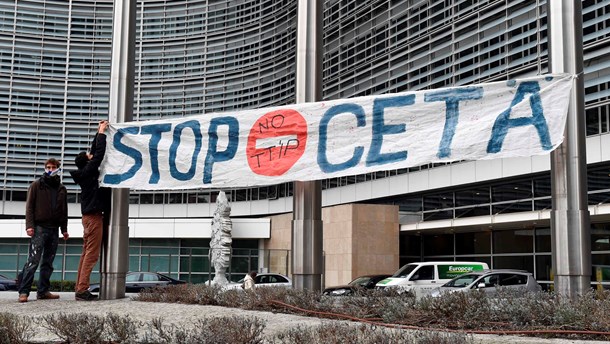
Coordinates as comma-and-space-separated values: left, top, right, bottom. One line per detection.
99, 74, 574, 190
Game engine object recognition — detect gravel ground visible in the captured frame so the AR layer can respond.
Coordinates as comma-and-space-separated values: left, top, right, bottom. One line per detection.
0, 291, 607, 343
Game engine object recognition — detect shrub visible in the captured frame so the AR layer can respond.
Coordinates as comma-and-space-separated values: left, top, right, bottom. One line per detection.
42, 313, 106, 343
270, 322, 473, 344
104, 314, 142, 343
27, 280, 76, 292
0, 313, 32, 344
132, 283, 610, 340
143, 316, 265, 344
135, 283, 223, 305
50, 280, 76, 292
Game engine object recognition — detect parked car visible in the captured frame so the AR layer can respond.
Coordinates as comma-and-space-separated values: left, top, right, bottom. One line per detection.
89, 272, 186, 293
323, 274, 391, 296
376, 261, 489, 296
225, 273, 292, 290
0, 273, 17, 291
429, 269, 541, 298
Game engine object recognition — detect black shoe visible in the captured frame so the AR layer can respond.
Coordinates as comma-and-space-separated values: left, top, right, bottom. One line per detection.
75, 290, 98, 301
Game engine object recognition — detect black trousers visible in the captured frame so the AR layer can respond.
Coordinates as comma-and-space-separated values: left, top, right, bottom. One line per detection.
18, 225, 59, 296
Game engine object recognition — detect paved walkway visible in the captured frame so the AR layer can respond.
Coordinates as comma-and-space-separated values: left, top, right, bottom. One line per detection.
0, 291, 607, 343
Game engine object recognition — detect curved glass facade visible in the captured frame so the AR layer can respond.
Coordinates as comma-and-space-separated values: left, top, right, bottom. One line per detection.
134, 0, 297, 120
0, 0, 297, 195
3, 0, 609, 206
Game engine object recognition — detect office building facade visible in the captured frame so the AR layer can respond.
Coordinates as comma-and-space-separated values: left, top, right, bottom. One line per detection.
1, 0, 609, 288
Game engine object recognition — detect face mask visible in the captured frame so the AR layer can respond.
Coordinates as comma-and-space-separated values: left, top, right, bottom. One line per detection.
45, 168, 61, 177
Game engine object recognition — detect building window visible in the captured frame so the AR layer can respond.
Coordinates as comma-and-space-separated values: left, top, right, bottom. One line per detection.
491, 180, 532, 203
455, 187, 490, 207
455, 231, 491, 255
587, 107, 601, 135
493, 255, 534, 273
493, 229, 533, 254
11, 191, 27, 201
535, 228, 551, 253
423, 233, 453, 256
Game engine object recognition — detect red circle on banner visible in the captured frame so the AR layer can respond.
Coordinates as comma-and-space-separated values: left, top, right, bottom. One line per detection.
246, 109, 307, 176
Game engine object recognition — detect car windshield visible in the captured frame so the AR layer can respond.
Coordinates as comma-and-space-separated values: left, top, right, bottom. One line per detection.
442, 273, 481, 287
392, 264, 417, 278
348, 276, 371, 286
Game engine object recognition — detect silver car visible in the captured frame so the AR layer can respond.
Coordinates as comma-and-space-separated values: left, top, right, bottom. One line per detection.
429, 269, 541, 297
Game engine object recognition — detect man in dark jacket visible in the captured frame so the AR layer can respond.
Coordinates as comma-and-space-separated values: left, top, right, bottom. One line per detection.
70, 120, 110, 301
18, 158, 69, 303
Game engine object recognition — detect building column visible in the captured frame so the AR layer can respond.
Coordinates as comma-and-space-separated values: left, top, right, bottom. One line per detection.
548, 0, 591, 297
292, 0, 323, 291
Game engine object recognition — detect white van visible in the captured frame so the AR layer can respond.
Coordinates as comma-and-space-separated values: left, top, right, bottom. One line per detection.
375, 261, 489, 296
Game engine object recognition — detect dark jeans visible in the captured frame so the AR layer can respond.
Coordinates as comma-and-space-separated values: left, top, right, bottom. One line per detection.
18, 225, 59, 296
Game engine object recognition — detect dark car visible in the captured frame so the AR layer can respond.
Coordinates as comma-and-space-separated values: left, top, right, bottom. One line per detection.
89, 272, 186, 293
0, 273, 18, 291
323, 274, 391, 296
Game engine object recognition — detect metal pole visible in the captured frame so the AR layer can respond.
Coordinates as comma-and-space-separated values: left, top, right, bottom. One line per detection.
208, 248, 212, 285
101, 0, 136, 300
61, 241, 66, 290
188, 248, 192, 283
285, 250, 289, 276
548, 0, 591, 297
292, 0, 323, 291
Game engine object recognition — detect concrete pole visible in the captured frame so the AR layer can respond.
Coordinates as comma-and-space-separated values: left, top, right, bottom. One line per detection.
548, 0, 591, 297
101, 0, 136, 300
292, 0, 323, 291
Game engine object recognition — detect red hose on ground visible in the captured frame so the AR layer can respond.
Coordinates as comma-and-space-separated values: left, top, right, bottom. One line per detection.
268, 300, 610, 337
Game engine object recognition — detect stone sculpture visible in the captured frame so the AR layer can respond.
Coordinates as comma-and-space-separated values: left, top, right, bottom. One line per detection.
209, 190, 232, 285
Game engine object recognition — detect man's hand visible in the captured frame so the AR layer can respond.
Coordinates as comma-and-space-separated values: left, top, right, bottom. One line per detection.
98, 120, 109, 133
62, 232, 69, 241
26, 228, 34, 237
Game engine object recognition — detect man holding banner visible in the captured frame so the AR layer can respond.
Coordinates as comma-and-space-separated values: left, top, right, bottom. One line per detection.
70, 120, 111, 301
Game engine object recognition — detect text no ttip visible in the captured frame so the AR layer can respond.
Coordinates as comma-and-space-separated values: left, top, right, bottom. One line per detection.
247, 109, 307, 176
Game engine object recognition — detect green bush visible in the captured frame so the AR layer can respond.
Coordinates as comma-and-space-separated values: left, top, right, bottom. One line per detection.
50, 280, 76, 292
27, 280, 76, 292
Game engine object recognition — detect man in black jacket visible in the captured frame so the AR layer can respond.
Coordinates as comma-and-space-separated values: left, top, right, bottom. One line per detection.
18, 158, 69, 303
70, 120, 110, 301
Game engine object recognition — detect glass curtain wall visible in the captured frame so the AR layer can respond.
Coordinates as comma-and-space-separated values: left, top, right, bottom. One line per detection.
375, 163, 610, 222
400, 225, 610, 290
0, 239, 288, 285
